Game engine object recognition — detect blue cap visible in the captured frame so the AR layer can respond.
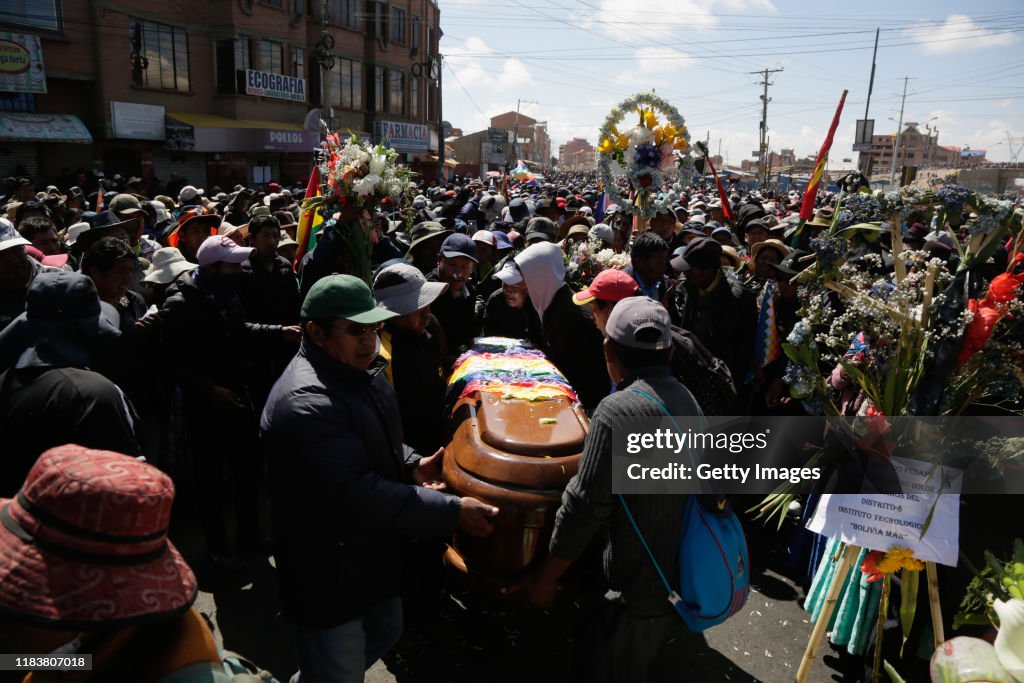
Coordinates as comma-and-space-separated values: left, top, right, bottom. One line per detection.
440, 233, 478, 263
491, 230, 514, 250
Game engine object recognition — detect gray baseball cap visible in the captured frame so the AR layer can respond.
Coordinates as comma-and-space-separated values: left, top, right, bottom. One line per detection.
373, 262, 448, 316
605, 296, 672, 350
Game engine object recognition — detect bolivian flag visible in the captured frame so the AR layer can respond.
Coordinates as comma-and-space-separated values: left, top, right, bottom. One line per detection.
294, 166, 322, 268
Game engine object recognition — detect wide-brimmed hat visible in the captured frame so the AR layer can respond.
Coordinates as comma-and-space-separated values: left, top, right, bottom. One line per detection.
557, 214, 592, 241
750, 238, 791, 263
373, 263, 448, 316
769, 249, 812, 277
0, 445, 197, 628
168, 207, 221, 249
405, 221, 451, 255
72, 211, 137, 253
144, 247, 198, 285
720, 245, 742, 269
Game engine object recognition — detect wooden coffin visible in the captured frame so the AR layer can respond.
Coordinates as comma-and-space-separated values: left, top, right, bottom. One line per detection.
443, 390, 588, 585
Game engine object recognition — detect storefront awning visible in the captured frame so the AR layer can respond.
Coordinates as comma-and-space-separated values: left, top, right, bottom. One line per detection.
0, 113, 92, 144
165, 112, 317, 153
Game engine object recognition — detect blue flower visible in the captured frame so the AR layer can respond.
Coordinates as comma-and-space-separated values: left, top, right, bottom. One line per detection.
936, 184, 970, 213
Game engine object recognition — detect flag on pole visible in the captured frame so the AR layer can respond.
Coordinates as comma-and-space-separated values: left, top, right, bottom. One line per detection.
800, 90, 848, 222
703, 156, 733, 224
294, 166, 323, 268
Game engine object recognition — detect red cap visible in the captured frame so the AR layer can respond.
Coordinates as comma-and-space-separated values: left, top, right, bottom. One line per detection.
556, 197, 567, 208
573, 269, 639, 305
268, 182, 281, 192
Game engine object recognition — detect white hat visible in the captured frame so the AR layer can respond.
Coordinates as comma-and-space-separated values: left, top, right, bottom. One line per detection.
278, 231, 299, 248
196, 235, 254, 266
263, 193, 282, 207
492, 259, 523, 285
65, 222, 91, 247
471, 230, 496, 247
0, 218, 30, 252
178, 185, 204, 203
589, 223, 614, 245
144, 247, 198, 284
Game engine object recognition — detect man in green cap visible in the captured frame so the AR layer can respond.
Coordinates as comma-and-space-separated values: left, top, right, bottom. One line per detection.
261, 274, 498, 682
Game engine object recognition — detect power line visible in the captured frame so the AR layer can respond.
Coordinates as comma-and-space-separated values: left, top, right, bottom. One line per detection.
751, 67, 783, 187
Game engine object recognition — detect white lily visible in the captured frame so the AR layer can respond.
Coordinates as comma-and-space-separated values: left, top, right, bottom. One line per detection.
994, 598, 1024, 683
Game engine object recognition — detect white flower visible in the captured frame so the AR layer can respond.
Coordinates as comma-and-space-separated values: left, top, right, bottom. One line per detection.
352, 174, 381, 197
994, 598, 1024, 682
369, 153, 387, 176
628, 125, 652, 147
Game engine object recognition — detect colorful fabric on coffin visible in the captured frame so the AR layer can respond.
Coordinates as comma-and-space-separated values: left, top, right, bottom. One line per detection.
449, 345, 578, 403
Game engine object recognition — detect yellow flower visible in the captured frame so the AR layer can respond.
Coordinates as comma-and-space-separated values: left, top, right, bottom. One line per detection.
876, 546, 925, 574
643, 110, 659, 130
598, 138, 614, 154
674, 139, 689, 151
615, 134, 630, 151
660, 122, 679, 143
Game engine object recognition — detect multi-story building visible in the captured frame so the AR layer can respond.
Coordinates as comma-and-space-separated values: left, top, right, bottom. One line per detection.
558, 137, 595, 170
488, 111, 549, 167
0, 0, 443, 192
857, 122, 965, 176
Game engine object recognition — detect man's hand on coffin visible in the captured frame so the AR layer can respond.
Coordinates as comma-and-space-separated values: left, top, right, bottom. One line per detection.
458, 498, 499, 538
413, 447, 446, 490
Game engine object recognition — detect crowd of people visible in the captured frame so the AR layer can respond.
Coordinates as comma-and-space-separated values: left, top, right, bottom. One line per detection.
0, 166, 1022, 682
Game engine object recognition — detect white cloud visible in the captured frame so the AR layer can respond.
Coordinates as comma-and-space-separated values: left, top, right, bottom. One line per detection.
902, 14, 1018, 55
582, 0, 777, 40
442, 35, 534, 95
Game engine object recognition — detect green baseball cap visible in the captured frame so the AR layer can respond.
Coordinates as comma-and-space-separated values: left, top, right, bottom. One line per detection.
301, 274, 398, 324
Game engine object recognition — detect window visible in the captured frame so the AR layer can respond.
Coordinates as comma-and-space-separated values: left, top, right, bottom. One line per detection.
410, 77, 418, 117
389, 69, 404, 115
391, 7, 406, 44
373, 65, 386, 112
130, 19, 189, 92
329, 0, 358, 27
426, 25, 434, 54
260, 40, 284, 74
371, 2, 388, 39
216, 36, 250, 93
291, 46, 305, 79
334, 58, 362, 110
412, 15, 420, 51
2, 0, 62, 34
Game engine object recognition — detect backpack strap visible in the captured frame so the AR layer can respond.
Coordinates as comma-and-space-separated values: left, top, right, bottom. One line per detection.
616, 492, 682, 609
618, 385, 707, 612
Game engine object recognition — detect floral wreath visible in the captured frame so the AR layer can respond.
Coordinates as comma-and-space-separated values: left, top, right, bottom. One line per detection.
597, 92, 694, 218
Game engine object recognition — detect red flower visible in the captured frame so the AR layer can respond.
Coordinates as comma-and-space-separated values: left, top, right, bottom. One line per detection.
638, 173, 653, 188
860, 550, 885, 583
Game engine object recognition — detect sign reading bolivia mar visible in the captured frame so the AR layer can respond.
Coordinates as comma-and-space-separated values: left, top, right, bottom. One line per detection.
374, 120, 429, 153
806, 457, 961, 567
0, 32, 46, 94
245, 69, 305, 102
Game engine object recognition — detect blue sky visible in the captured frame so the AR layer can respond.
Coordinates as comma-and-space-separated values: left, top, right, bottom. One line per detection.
438, 0, 1024, 165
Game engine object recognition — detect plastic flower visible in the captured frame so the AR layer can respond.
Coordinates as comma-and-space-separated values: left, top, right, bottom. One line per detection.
598, 138, 615, 154
641, 108, 658, 129
876, 546, 925, 574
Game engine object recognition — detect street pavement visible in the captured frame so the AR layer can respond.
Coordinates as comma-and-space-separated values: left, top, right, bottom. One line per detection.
175, 514, 871, 682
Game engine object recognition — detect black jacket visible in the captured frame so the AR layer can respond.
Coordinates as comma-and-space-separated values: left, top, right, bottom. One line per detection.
260, 341, 461, 627
240, 255, 301, 326
481, 289, 543, 348
159, 271, 282, 402
671, 271, 757, 387
382, 315, 448, 454
427, 269, 478, 359
541, 285, 610, 412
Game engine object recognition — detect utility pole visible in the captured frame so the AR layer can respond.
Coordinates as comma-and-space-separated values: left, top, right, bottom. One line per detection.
889, 76, 912, 187
1007, 130, 1024, 163
750, 67, 783, 188
513, 99, 538, 165
857, 28, 879, 176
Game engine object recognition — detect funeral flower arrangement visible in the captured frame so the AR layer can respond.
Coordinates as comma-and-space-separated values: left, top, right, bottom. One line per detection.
597, 93, 693, 218
302, 125, 415, 283
565, 238, 631, 290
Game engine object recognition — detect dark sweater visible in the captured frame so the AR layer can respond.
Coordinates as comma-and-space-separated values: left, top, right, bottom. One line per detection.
549, 366, 699, 615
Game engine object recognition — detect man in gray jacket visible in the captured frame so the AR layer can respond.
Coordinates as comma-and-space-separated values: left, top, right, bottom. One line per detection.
261, 274, 497, 683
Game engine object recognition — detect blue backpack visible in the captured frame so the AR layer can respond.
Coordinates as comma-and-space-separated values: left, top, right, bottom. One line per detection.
621, 388, 750, 632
